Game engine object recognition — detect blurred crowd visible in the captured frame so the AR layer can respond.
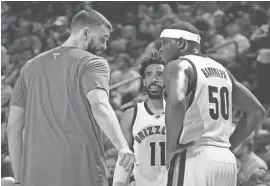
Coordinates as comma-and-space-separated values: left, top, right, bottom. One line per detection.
1, 1, 270, 186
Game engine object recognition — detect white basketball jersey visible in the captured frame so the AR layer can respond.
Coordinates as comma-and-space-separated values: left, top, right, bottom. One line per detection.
179, 54, 233, 148
132, 101, 167, 186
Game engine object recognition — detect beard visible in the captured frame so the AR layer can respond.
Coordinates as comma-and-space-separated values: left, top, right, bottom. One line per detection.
87, 43, 99, 54
86, 38, 101, 55
146, 84, 164, 100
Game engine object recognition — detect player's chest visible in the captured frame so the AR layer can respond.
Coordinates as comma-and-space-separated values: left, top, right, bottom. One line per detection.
133, 124, 166, 145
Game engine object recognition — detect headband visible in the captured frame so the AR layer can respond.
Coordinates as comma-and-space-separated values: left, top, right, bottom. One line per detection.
160, 29, 201, 43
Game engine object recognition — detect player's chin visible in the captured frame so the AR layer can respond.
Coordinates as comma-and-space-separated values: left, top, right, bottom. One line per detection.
149, 92, 163, 99
95, 50, 103, 55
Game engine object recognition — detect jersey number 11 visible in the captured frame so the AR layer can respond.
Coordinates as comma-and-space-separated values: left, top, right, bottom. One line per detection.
150, 142, 165, 166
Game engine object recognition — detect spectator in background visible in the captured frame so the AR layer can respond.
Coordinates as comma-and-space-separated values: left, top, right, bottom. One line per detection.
207, 20, 251, 78
253, 6, 270, 109
121, 25, 148, 58
236, 11, 253, 38
110, 53, 141, 105
137, 3, 151, 21
255, 49, 270, 107
194, 19, 226, 52
48, 16, 70, 46
158, 3, 176, 18
109, 38, 128, 55
224, 20, 251, 59
121, 25, 137, 46
245, 168, 268, 186
253, 128, 270, 168
176, 3, 194, 23
1, 46, 10, 76
9, 17, 42, 61
1, 46, 13, 114
1, 78, 13, 108
250, 6, 269, 43
234, 135, 268, 182
212, 9, 225, 31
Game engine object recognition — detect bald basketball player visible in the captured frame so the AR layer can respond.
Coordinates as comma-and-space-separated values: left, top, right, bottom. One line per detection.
159, 21, 266, 186
7, 9, 135, 186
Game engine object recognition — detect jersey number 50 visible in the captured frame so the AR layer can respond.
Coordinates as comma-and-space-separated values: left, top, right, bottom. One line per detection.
150, 142, 165, 166
208, 85, 229, 120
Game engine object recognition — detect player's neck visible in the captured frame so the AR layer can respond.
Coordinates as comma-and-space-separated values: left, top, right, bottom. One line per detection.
183, 49, 201, 56
147, 99, 164, 114
62, 36, 84, 50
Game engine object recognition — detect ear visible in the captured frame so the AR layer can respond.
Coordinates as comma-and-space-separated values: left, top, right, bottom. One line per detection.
82, 27, 91, 38
177, 37, 186, 50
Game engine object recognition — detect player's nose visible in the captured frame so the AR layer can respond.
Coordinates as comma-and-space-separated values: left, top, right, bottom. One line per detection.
152, 79, 158, 84
101, 45, 106, 51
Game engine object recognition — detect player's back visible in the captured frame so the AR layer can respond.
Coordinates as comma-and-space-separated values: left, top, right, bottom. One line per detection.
132, 101, 167, 186
20, 46, 108, 186
179, 54, 233, 149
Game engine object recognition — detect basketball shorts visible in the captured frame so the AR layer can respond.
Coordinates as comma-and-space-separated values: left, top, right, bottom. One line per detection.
168, 146, 237, 186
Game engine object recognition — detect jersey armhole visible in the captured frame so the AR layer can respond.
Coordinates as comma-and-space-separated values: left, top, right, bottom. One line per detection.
130, 104, 138, 133
179, 57, 198, 108
130, 174, 135, 183
129, 104, 137, 152
225, 68, 235, 94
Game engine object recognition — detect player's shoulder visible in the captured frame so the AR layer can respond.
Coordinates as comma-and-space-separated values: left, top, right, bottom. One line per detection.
165, 58, 193, 73
21, 49, 55, 73
123, 101, 142, 119
85, 53, 107, 63
81, 54, 109, 72
121, 103, 139, 129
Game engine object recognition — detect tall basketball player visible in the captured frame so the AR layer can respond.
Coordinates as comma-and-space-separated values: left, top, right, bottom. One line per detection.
113, 52, 167, 186
7, 9, 135, 186
160, 21, 266, 186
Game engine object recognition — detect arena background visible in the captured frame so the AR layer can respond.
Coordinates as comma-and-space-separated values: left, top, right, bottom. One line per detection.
1, 1, 270, 186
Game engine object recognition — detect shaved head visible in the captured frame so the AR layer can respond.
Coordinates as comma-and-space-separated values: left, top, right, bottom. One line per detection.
70, 9, 112, 33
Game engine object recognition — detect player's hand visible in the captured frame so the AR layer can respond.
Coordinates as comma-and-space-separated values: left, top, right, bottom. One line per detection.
118, 147, 136, 172
166, 141, 195, 167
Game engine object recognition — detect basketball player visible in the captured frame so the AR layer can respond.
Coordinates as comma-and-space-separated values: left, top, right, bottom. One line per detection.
7, 9, 135, 186
159, 21, 266, 186
113, 52, 167, 186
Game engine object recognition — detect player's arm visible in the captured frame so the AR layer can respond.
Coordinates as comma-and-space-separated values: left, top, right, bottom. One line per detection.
82, 57, 134, 171
228, 71, 266, 151
113, 108, 135, 186
7, 73, 26, 184
164, 60, 191, 164
87, 90, 129, 150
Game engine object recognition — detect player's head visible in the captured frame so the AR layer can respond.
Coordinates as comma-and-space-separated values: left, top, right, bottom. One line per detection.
70, 9, 112, 54
140, 52, 165, 100
159, 21, 201, 64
